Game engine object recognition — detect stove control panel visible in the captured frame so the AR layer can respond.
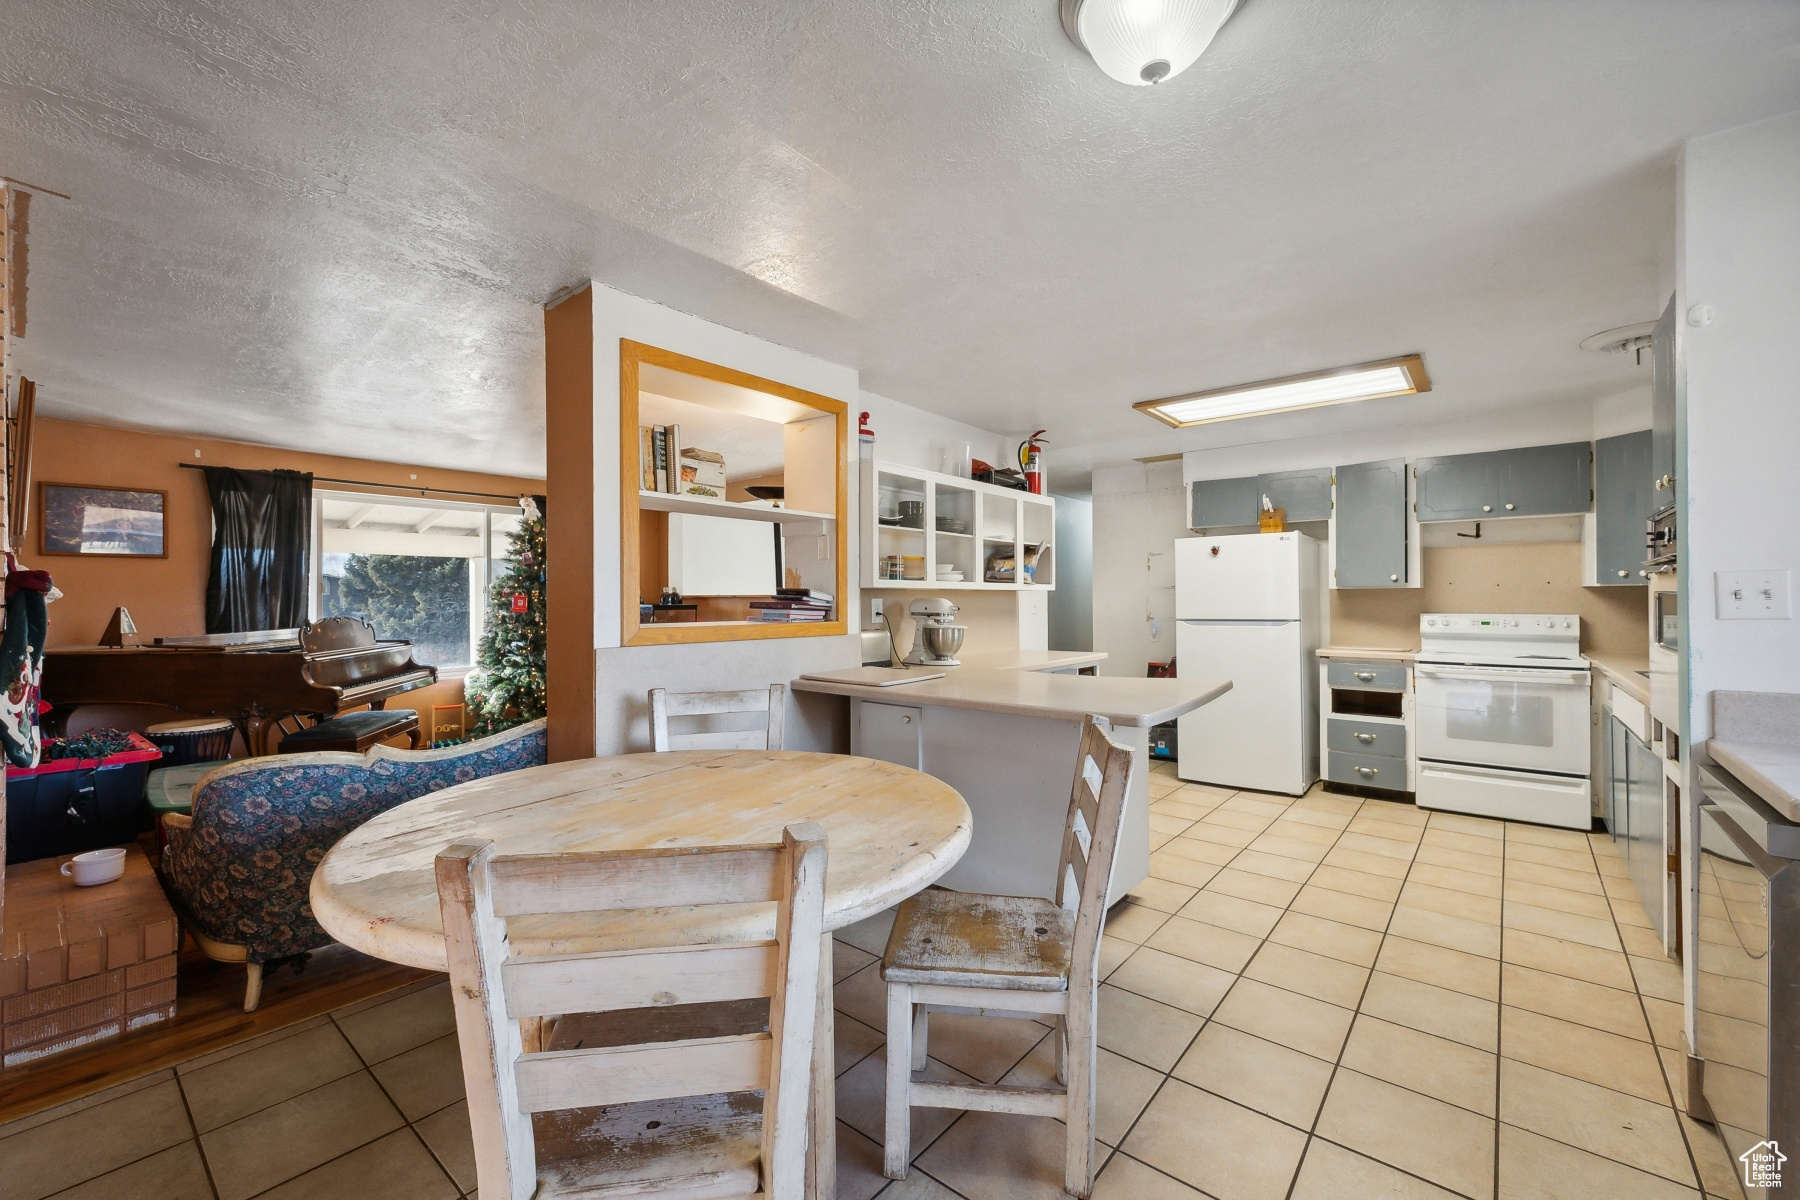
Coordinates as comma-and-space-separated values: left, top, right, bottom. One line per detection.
1420, 614, 1579, 634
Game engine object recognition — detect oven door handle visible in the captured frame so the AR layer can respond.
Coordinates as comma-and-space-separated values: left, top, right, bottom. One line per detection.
1415, 665, 1589, 686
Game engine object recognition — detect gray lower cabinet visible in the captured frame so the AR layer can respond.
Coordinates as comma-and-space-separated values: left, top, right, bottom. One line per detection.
1607, 713, 1670, 944
1651, 293, 1677, 512
1593, 430, 1653, 585
1414, 441, 1592, 521
1327, 717, 1406, 759
1190, 476, 1259, 528
1333, 458, 1407, 587
857, 701, 922, 770
1327, 749, 1404, 790
1327, 660, 1407, 691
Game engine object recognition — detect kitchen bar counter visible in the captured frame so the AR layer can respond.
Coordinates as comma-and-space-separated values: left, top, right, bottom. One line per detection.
792, 658, 1229, 728
793, 650, 1232, 904
1315, 645, 1416, 662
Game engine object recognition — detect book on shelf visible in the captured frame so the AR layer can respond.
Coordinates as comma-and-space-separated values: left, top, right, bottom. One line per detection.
752, 609, 828, 622
665, 424, 681, 493
776, 587, 834, 603
749, 599, 831, 611
678, 446, 726, 497
650, 426, 668, 493
638, 427, 655, 491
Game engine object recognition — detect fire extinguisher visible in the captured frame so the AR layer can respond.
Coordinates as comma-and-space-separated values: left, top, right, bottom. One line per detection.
1018, 430, 1047, 495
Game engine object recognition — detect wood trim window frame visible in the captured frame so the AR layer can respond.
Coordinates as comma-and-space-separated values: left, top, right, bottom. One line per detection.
619, 339, 849, 647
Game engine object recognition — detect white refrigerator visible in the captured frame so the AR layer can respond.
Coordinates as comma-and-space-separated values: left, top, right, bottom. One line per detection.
1175, 532, 1324, 795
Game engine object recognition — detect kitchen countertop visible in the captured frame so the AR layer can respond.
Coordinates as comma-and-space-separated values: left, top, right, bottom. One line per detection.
1708, 742, 1800, 822
1589, 655, 1651, 706
1707, 690, 1800, 821
1316, 646, 1416, 662
792, 650, 1230, 728
954, 648, 1109, 672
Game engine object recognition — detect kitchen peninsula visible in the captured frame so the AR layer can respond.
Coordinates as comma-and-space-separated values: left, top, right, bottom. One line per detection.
792, 650, 1230, 904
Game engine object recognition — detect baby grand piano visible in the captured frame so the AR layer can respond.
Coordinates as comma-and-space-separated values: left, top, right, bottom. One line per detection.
42, 616, 437, 754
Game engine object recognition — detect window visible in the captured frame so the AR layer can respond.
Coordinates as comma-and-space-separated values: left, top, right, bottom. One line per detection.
311, 492, 522, 672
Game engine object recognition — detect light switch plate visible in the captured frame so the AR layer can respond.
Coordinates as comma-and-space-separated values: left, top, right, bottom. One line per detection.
1716, 570, 1792, 619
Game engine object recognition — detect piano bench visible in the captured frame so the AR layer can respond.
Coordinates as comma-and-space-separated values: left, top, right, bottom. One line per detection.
278, 709, 423, 754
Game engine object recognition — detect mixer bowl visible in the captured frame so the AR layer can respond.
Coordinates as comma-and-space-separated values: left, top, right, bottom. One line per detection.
922, 624, 966, 660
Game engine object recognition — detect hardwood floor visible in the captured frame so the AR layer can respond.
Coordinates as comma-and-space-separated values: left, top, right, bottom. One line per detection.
0, 936, 434, 1125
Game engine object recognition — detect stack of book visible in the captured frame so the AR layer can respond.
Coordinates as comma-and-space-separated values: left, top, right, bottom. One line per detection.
749, 589, 834, 622
638, 426, 729, 498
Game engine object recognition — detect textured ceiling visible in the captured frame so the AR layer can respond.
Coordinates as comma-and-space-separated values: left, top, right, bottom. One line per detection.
2, 1, 1797, 482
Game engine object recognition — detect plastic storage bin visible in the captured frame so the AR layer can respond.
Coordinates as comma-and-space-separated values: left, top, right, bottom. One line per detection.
5, 733, 163, 864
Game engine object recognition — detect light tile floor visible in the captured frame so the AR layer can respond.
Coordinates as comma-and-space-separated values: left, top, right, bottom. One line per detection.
0, 763, 1750, 1200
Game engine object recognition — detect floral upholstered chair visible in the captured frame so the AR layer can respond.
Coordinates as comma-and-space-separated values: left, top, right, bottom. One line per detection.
160, 718, 547, 1010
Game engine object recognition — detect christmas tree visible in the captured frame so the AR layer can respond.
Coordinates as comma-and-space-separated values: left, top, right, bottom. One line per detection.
465, 496, 547, 736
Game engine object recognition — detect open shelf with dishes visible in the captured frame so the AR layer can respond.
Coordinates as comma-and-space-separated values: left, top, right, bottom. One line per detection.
861, 460, 1054, 591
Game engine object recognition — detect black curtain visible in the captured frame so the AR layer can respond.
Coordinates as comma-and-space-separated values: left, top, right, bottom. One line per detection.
203, 467, 313, 633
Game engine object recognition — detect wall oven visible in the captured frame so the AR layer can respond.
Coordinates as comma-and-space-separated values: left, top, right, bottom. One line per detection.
1413, 614, 1593, 830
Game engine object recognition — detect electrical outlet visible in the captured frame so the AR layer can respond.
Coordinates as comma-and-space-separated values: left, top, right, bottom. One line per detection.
870, 597, 885, 625
1716, 570, 1792, 619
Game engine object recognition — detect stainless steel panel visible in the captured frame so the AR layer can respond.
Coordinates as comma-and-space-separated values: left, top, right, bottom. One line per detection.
1327, 660, 1407, 691
1703, 765, 1800, 860
1327, 717, 1406, 760
1696, 798, 1800, 1195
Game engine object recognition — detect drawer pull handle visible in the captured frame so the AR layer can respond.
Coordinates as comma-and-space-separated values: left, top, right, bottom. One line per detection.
1354, 732, 1376, 743
1353, 671, 1377, 681
1355, 766, 1379, 776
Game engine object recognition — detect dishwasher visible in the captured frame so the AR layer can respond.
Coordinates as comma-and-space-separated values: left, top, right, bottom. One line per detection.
1695, 763, 1800, 1196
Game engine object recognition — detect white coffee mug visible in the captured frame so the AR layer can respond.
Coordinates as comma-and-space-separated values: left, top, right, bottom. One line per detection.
61, 847, 127, 887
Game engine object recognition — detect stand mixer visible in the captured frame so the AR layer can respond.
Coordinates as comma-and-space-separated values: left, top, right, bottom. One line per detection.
902, 597, 966, 666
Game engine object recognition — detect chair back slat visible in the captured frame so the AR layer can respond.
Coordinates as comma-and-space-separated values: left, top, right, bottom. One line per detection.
651, 683, 787, 752
437, 822, 827, 1200
513, 1034, 772, 1113
1055, 716, 1136, 983
662, 688, 776, 717
501, 943, 778, 1018
487, 846, 783, 915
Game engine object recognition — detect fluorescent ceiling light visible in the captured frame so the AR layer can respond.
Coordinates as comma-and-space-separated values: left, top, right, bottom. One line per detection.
1061, 0, 1241, 87
1134, 355, 1432, 427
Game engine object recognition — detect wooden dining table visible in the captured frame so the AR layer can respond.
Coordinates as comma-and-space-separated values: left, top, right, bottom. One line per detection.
310, 748, 973, 1200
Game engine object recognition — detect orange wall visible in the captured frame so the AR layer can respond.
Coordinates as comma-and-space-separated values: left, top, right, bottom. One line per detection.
28, 416, 545, 650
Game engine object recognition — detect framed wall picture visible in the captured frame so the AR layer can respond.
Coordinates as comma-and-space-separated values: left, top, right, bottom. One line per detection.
39, 483, 168, 558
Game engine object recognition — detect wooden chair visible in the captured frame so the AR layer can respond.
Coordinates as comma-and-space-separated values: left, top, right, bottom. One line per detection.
436, 823, 827, 1200
880, 714, 1134, 1199
650, 684, 786, 752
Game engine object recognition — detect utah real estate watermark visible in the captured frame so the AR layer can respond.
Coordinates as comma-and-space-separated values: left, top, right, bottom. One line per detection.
1741, 1139, 1786, 1189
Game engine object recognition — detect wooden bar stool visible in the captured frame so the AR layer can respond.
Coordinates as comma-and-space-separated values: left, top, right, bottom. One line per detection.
880, 713, 1135, 1199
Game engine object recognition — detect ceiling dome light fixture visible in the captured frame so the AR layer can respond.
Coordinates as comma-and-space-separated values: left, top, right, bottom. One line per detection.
1061, 0, 1241, 87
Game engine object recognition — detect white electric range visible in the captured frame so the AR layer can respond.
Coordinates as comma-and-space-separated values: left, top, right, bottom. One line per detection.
1412, 613, 1593, 830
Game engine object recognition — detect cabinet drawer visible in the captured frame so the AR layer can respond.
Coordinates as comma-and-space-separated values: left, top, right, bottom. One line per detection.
1327, 718, 1407, 760
1327, 660, 1407, 691
1328, 749, 1407, 791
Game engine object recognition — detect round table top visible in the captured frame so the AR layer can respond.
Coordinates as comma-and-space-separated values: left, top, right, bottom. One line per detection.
310, 749, 973, 972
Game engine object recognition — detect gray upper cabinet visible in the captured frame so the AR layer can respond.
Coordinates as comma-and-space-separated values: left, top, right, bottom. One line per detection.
1190, 476, 1259, 528
1593, 430, 1653, 585
1414, 441, 1591, 521
1501, 442, 1592, 515
1651, 292, 1677, 511
1333, 459, 1408, 587
1256, 468, 1333, 523
1412, 452, 1500, 521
